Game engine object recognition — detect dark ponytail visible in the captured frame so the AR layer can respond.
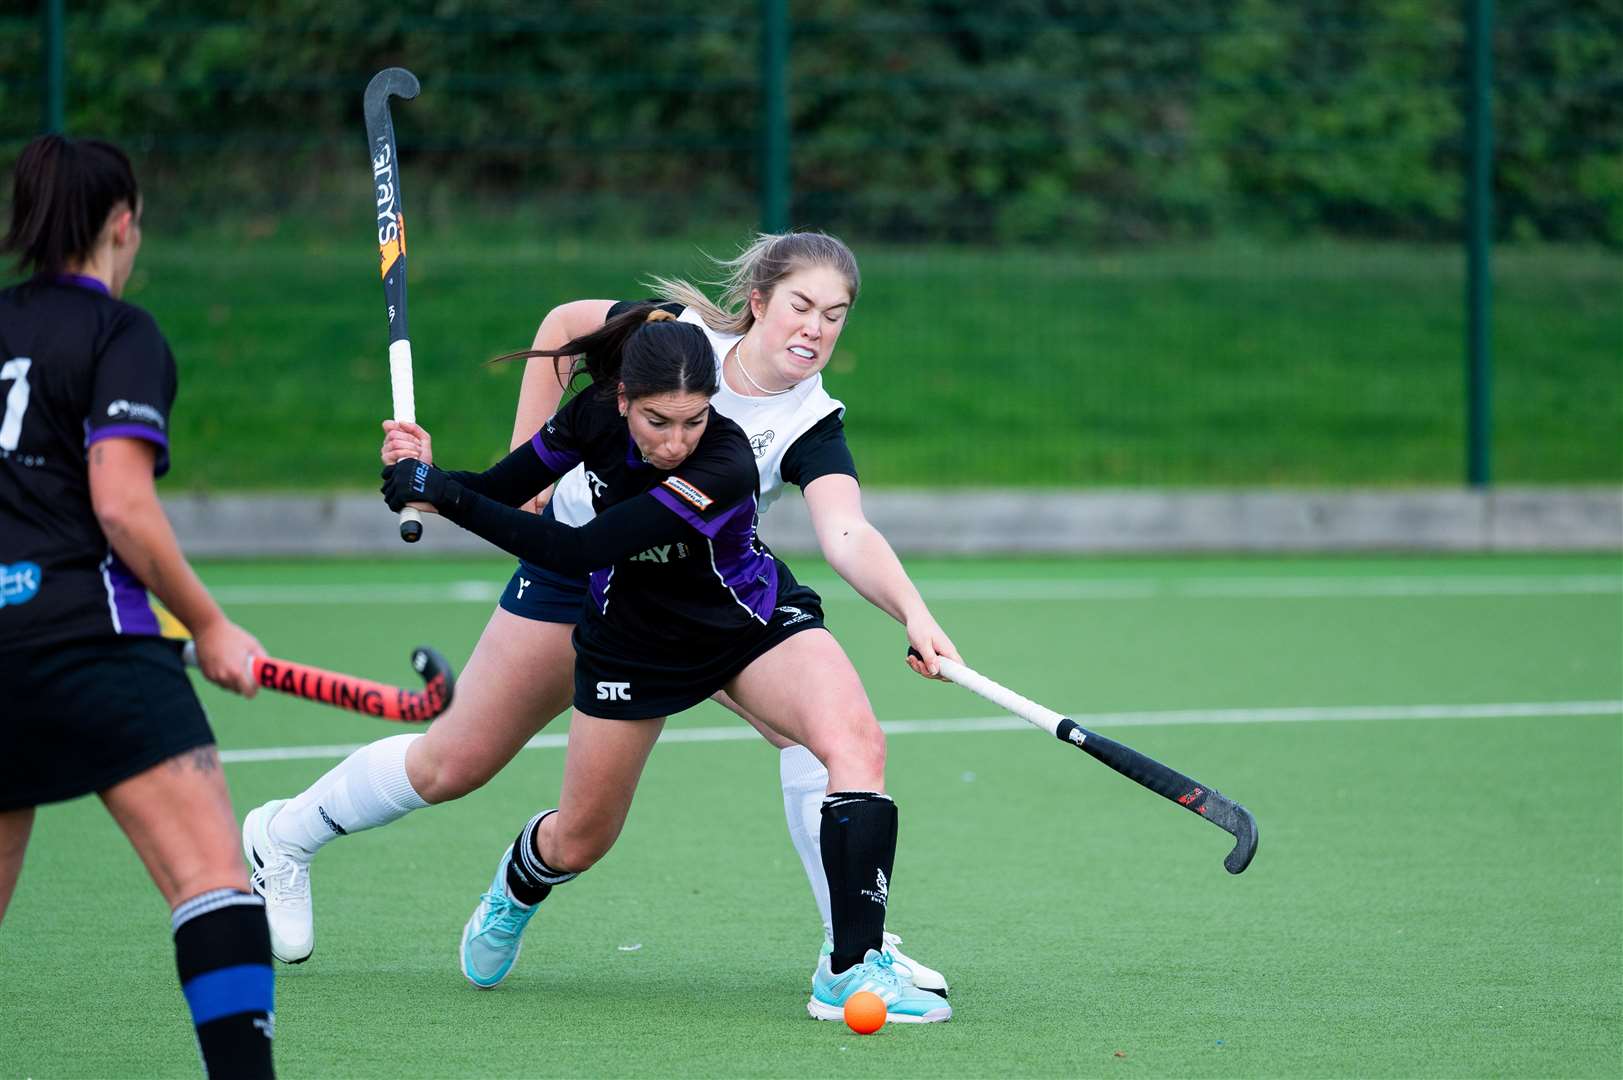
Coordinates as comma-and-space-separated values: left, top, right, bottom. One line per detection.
495, 303, 719, 402
3, 134, 139, 277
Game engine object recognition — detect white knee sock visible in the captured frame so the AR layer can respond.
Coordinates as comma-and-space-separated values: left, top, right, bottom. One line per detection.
269, 733, 429, 858
779, 744, 833, 941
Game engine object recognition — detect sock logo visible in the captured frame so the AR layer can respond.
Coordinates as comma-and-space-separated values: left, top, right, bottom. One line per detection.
861, 867, 889, 908
253, 1013, 275, 1040
317, 805, 349, 836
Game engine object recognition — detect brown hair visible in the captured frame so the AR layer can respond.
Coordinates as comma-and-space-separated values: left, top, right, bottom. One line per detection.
3, 134, 139, 277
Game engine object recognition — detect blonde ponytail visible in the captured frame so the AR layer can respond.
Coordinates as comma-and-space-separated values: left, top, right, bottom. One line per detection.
646, 231, 860, 337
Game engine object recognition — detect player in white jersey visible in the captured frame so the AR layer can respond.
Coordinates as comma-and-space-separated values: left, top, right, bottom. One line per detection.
243, 232, 960, 1012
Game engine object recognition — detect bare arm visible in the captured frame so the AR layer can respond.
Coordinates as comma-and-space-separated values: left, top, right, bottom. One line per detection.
509, 300, 616, 514
801, 473, 960, 679
88, 438, 262, 696
511, 299, 616, 451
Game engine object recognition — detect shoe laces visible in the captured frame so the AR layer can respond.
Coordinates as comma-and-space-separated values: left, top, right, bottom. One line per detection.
862, 949, 907, 990
477, 891, 532, 938
259, 852, 310, 903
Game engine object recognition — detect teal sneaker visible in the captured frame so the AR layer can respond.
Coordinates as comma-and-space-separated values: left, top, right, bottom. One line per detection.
809, 948, 953, 1024
459, 849, 538, 989
816, 931, 949, 998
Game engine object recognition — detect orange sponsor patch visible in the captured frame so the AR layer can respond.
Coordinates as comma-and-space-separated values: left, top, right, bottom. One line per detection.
662, 476, 714, 511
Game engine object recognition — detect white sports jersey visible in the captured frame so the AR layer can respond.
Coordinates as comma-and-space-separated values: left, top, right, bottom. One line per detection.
548, 306, 845, 526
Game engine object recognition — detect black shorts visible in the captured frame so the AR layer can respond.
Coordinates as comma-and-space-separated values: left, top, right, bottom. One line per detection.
0, 635, 215, 811
571, 577, 826, 720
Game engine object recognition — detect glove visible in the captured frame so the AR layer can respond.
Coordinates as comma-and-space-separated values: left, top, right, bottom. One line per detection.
381, 458, 462, 513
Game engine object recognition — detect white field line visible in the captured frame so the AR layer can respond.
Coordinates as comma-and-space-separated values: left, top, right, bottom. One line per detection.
218, 699, 1623, 764
207, 573, 1622, 607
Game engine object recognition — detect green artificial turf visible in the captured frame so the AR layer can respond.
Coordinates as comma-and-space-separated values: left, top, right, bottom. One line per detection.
109, 232, 1621, 491
3, 553, 1620, 1077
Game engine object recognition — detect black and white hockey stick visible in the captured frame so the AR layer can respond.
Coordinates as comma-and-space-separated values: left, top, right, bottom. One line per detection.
364, 67, 423, 543
912, 649, 1259, 874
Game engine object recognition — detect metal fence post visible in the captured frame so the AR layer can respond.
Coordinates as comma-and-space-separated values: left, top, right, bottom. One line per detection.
1465, 0, 1494, 486
760, 0, 789, 233
43, 0, 66, 133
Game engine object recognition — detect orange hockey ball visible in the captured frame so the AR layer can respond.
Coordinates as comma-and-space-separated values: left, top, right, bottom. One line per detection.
844, 990, 887, 1034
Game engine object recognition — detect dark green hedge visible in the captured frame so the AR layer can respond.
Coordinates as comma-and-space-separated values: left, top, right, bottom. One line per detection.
0, 0, 1617, 245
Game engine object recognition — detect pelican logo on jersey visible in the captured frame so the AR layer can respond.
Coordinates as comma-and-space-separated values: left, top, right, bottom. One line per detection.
106, 399, 166, 429
749, 429, 775, 458
0, 561, 42, 607
585, 471, 607, 498
596, 681, 632, 701
662, 476, 713, 511
775, 604, 813, 626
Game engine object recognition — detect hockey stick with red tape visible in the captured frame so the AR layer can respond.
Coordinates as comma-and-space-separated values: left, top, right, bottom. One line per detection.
182, 640, 455, 723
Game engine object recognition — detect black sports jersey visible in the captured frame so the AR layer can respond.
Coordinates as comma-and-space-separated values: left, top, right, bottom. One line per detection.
527, 388, 779, 648
0, 276, 174, 651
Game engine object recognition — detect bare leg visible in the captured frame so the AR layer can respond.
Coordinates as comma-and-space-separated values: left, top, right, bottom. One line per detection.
407, 609, 577, 803
0, 806, 35, 925
103, 747, 277, 1076
723, 629, 885, 792
100, 745, 246, 905
714, 688, 795, 749
535, 709, 666, 872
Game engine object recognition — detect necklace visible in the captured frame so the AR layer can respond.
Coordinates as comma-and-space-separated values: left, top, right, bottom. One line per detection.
731, 342, 795, 397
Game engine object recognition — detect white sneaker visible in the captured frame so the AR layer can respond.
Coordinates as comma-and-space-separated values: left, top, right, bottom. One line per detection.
815, 930, 950, 999
242, 799, 314, 964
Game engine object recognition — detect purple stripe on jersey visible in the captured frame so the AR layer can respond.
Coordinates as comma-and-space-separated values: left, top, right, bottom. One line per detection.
86, 424, 172, 477
624, 435, 651, 470
88, 424, 170, 449
104, 552, 160, 636
49, 273, 111, 296
589, 567, 614, 614
651, 489, 777, 622
530, 431, 581, 475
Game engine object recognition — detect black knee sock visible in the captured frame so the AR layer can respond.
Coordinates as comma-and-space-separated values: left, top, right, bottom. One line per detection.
172, 889, 275, 1079
505, 809, 579, 906
820, 791, 898, 974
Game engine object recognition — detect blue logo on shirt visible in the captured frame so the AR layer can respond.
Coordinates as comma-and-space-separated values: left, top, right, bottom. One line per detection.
0, 561, 41, 607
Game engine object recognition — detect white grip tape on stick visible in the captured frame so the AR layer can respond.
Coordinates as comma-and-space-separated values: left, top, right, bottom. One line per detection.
936, 656, 1068, 737
389, 338, 416, 424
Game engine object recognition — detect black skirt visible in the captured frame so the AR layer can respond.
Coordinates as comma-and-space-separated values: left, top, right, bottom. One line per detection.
0, 635, 215, 810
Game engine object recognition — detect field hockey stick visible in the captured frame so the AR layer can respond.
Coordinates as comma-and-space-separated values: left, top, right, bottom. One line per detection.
365, 67, 424, 543
183, 641, 455, 723
910, 648, 1258, 874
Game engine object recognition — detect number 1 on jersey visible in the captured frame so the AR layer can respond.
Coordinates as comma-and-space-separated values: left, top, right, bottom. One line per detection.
0, 358, 31, 451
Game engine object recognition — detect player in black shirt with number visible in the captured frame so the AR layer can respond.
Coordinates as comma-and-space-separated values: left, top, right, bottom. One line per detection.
380, 306, 949, 1021
0, 135, 276, 1077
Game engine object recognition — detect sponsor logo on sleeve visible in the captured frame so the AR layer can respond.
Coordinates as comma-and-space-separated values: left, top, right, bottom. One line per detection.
662, 476, 713, 511
106, 400, 166, 429
0, 561, 41, 607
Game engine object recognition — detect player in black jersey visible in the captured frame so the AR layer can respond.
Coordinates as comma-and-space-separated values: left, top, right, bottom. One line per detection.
0, 135, 276, 1077
378, 305, 949, 1021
